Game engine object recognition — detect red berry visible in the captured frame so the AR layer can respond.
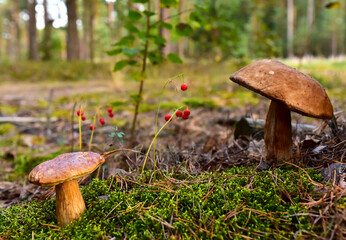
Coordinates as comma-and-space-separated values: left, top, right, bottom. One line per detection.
182, 114, 189, 120
89, 125, 95, 130
165, 114, 172, 121
99, 118, 105, 125
81, 116, 86, 121
107, 108, 112, 113
77, 109, 83, 116
109, 112, 114, 118
181, 83, 188, 91
176, 110, 183, 117
183, 109, 190, 116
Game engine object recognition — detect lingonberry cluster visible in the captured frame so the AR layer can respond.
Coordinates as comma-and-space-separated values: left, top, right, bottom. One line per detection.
77, 107, 115, 131
107, 108, 114, 118
164, 83, 191, 122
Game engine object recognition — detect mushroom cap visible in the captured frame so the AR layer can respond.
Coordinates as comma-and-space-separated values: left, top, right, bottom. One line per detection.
230, 59, 333, 119
29, 152, 105, 186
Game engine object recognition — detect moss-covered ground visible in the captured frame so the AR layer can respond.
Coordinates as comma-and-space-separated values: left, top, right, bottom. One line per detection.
0, 165, 338, 239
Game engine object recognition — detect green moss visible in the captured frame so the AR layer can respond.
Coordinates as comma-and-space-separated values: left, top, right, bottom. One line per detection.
0, 123, 14, 135
0, 105, 18, 115
182, 98, 218, 109
0, 166, 328, 239
222, 90, 259, 107
14, 150, 65, 177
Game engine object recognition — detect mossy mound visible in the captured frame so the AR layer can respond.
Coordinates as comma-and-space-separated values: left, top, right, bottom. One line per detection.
0, 166, 326, 239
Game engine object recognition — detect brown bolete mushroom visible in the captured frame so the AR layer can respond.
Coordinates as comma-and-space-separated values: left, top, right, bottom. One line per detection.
28, 152, 105, 227
230, 59, 333, 165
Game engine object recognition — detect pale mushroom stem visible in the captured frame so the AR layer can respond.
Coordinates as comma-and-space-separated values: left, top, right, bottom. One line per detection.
264, 100, 292, 165
55, 179, 86, 227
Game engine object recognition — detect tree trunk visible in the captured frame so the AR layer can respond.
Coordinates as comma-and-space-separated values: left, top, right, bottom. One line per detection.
82, 0, 96, 61
27, 0, 39, 60
42, 0, 53, 60
10, 1, 21, 60
177, 0, 184, 59
287, 0, 294, 58
157, 0, 170, 57
331, 19, 337, 57
307, 0, 314, 29
0, 4, 3, 58
108, 1, 115, 42
66, 0, 80, 60
306, 0, 314, 56
89, 10, 95, 62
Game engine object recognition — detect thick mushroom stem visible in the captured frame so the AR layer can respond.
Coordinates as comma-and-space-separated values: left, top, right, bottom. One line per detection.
55, 179, 86, 227
264, 100, 292, 165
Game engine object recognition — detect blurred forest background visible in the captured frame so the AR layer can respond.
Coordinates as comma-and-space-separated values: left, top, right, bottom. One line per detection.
0, 0, 345, 63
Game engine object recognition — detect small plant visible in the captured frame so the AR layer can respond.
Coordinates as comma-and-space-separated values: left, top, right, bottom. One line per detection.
142, 74, 191, 175
109, 126, 125, 144
75, 106, 124, 151
106, 0, 192, 145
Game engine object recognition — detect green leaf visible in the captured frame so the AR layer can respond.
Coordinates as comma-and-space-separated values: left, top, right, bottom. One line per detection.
113, 60, 138, 72
189, 11, 206, 25
128, 60, 137, 66
131, 71, 144, 81
106, 48, 122, 56
175, 23, 193, 36
137, 31, 148, 41
122, 47, 140, 57
130, 0, 148, 3
325, 1, 340, 9
153, 36, 166, 46
114, 35, 135, 46
167, 53, 183, 64
160, 0, 178, 7
113, 60, 130, 71
148, 52, 162, 65
143, 10, 156, 17
159, 21, 172, 30
124, 24, 139, 33
128, 10, 142, 21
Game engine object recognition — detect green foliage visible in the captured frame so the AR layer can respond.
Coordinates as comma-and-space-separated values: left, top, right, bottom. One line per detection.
167, 53, 183, 64
0, 166, 326, 239
109, 127, 125, 143
182, 98, 217, 109
0, 124, 14, 135
14, 150, 65, 177
0, 61, 111, 83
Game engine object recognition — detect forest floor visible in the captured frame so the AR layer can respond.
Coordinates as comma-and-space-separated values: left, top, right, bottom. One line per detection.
0, 59, 345, 238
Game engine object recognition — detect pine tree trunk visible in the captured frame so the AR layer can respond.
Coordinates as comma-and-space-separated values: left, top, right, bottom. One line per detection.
108, 1, 115, 41
42, 0, 53, 60
66, 0, 80, 60
27, 0, 39, 60
287, 0, 294, 58
157, 0, 170, 57
177, 0, 184, 59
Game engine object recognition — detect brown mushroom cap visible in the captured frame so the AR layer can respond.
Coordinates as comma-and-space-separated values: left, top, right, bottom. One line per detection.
29, 152, 105, 186
230, 59, 333, 119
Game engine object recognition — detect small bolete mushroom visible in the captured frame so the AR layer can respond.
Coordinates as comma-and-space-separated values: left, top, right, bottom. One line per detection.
29, 152, 105, 227
230, 59, 333, 165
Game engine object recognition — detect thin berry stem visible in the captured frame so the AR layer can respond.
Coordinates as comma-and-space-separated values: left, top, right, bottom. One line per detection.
153, 74, 184, 169
78, 107, 82, 151
88, 114, 97, 151
142, 107, 184, 177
